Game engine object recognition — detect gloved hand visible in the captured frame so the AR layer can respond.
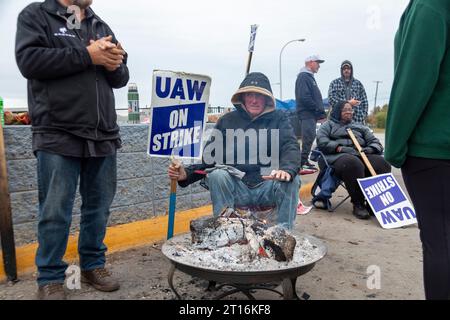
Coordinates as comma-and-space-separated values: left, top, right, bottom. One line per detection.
362, 147, 375, 154
339, 146, 355, 154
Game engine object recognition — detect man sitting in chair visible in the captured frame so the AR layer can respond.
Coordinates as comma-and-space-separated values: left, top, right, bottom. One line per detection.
316, 101, 391, 219
168, 72, 301, 229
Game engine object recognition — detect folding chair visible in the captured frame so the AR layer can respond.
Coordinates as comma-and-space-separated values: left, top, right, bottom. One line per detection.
310, 149, 351, 212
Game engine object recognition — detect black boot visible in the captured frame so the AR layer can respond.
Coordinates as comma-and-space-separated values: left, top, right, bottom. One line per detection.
353, 204, 370, 220
365, 202, 375, 216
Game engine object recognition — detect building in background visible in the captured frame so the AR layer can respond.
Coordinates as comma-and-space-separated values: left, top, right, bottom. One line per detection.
128, 83, 140, 124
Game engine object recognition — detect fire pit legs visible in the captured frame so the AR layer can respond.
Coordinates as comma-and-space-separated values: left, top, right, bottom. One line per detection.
168, 264, 182, 300
214, 283, 284, 300
214, 285, 257, 300
281, 277, 300, 300
168, 262, 298, 300
206, 281, 217, 291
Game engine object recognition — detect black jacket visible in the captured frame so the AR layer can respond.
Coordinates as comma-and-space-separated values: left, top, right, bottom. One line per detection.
295, 69, 326, 120
180, 106, 301, 188
15, 0, 129, 141
316, 119, 383, 165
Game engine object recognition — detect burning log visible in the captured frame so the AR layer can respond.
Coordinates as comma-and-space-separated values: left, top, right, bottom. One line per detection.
190, 216, 247, 250
262, 227, 296, 262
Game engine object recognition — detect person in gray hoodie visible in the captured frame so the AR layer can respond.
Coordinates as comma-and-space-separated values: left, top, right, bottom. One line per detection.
295, 55, 327, 170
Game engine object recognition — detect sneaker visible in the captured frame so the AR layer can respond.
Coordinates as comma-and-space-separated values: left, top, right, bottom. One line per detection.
299, 168, 317, 175
81, 268, 120, 292
37, 283, 66, 300
301, 162, 318, 171
297, 200, 313, 215
353, 204, 371, 220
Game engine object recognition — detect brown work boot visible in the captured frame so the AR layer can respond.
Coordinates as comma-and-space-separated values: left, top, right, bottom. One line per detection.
81, 268, 120, 292
37, 283, 67, 300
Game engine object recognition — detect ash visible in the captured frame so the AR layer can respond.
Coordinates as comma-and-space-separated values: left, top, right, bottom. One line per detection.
163, 233, 324, 272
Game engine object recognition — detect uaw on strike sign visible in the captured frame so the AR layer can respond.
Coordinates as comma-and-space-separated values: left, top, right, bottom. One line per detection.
358, 173, 417, 229
148, 71, 211, 159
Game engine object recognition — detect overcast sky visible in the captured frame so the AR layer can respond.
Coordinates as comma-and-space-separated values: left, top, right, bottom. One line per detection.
0, 0, 409, 112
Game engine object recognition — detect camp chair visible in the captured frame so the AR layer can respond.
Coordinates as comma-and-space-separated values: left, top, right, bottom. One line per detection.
310, 149, 350, 212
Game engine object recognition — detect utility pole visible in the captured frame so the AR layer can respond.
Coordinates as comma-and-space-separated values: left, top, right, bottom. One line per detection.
373, 81, 382, 110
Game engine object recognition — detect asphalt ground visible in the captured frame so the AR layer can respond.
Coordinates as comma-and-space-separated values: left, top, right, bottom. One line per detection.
0, 133, 425, 300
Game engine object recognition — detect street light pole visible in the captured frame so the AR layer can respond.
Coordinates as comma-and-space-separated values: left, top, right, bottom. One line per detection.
279, 39, 305, 100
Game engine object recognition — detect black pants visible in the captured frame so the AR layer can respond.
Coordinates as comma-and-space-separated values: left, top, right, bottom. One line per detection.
402, 157, 450, 300
332, 154, 391, 206
299, 118, 316, 165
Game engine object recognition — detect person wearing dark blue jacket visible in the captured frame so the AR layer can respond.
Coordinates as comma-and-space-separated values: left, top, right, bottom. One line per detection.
168, 72, 301, 230
15, 0, 129, 299
295, 55, 327, 171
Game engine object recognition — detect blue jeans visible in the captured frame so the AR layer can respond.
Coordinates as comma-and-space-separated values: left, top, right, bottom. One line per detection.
205, 169, 300, 229
35, 151, 117, 286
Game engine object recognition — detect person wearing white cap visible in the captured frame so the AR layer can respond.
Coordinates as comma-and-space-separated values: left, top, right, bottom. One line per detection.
295, 55, 327, 171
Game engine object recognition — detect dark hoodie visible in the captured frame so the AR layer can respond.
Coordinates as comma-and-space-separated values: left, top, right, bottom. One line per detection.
330, 100, 347, 123
340, 60, 354, 100
295, 68, 326, 120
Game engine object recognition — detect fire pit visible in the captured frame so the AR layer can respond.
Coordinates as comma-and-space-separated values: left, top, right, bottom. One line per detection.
162, 227, 327, 300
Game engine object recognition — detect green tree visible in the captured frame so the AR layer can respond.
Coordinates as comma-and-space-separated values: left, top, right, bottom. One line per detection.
368, 104, 389, 129
376, 111, 387, 129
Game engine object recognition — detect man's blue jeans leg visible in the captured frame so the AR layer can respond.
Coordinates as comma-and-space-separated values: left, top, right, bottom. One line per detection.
274, 176, 300, 229
78, 155, 117, 272
35, 151, 117, 286
206, 169, 300, 229
36, 151, 80, 286
206, 169, 250, 216
256, 176, 301, 230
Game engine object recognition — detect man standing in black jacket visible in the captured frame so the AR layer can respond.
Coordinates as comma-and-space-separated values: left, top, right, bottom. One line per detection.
295, 55, 326, 171
15, 0, 129, 299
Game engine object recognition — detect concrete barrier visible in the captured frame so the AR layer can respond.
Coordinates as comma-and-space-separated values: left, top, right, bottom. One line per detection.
3, 125, 211, 246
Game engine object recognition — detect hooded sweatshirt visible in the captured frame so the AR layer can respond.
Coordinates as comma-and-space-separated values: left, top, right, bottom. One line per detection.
179, 72, 301, 188
295, 67, 326, 120
385, 0, 450, 168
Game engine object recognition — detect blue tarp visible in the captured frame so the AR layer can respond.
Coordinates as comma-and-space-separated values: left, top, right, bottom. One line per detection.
275, 99, 330, 112
275, 99, 296, 111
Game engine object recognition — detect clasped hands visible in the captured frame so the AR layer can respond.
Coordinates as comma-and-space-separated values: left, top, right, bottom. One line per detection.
87, 35, 125, 72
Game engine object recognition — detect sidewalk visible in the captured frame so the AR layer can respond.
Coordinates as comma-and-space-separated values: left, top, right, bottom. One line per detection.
0, 169, 424, 300
0, 162, 424, 300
